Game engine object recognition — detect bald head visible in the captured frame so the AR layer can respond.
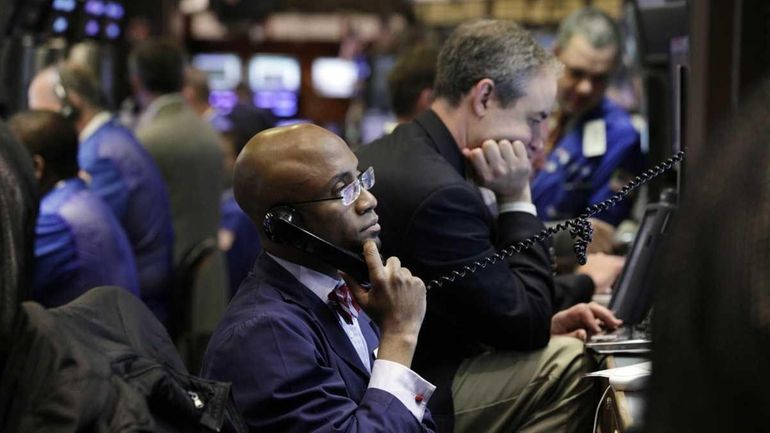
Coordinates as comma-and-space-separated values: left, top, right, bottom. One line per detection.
28, 67, 62, 112
233, 124, 356, 228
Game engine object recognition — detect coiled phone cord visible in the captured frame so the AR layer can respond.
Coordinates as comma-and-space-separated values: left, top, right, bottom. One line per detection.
426, 150, 686, 291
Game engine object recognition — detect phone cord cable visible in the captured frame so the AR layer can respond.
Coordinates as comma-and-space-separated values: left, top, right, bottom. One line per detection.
426, 150, 686, 291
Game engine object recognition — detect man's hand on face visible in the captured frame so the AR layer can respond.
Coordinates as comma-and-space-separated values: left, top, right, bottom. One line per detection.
550, 302, 623, 341
344, 240, 427, 367
463, 139, 532, 203
345, 240, 426, 332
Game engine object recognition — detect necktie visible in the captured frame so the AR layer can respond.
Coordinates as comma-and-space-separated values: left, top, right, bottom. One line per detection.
328, 283, 360, 325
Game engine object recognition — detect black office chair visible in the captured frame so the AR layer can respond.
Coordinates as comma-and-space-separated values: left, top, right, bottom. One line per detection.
169, 238, 228, 374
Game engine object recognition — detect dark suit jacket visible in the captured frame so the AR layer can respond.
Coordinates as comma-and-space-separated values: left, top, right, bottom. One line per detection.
201, 253, 435, 433
357, 110, 555, 430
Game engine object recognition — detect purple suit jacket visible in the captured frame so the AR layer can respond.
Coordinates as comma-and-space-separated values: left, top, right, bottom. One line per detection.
201, 253, 435, 433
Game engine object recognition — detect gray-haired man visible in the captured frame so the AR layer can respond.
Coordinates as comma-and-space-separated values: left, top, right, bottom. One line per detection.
359, 19, 620, 433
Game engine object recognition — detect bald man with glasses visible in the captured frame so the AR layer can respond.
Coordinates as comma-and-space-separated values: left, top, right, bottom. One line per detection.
201, 124, 436, 433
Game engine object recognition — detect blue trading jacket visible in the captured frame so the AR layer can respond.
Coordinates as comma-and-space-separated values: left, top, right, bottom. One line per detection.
532, 98, 645, 226
33, 177, 140, 307
79, 118, 174, 320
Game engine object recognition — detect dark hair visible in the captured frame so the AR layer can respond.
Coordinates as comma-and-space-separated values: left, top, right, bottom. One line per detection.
433, 19, 559, 108
388, 45, 439, 118
556, 7, 621, 51
58, 62, 106, 110
8, 110, 79, 179
129, 40, 186, 94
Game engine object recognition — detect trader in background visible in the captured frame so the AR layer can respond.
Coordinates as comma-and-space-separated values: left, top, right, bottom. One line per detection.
27, 63, 174, 321
9, 110, 139, 307
130, 40, 228, 370
531, 7, 644, 230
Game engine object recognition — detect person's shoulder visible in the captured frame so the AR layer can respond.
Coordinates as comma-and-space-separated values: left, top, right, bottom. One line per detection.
599, 99, 638, 131
91, 121, 149, 159
360, 124, 464, 185
210, 277, 321, 349
59, 187, 121, 229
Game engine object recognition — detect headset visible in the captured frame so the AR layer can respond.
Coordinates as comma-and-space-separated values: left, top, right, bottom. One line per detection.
53, 67, 79, 121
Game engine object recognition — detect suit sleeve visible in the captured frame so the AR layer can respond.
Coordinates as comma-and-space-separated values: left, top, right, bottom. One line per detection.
407, 184, 554, 350
203, 313, 436, 433
553, 273, 595, 311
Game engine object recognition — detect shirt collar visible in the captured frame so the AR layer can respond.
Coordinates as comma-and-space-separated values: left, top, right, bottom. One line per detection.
266, 252, 342, 302
79, 111, 112, 142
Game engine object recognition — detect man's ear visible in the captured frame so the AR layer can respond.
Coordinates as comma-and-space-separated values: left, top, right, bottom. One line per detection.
415, 88, 434, 113
67, 90, 85, 112
32, 154, 45, 181
471, 79, 495, 117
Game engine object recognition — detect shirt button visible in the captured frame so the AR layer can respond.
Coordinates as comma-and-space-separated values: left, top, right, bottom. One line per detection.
415, 394, 424, 403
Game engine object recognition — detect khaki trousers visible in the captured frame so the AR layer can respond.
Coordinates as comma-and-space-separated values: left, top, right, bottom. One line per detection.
451, 336, 595, 433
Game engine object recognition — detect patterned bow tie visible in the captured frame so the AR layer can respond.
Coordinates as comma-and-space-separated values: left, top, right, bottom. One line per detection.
328, 283, 360, 325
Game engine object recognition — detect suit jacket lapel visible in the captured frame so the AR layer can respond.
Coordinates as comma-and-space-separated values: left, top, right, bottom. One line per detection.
254, 254, 373, 379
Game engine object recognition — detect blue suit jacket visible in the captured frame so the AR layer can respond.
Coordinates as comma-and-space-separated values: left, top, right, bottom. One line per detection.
201, 253, 435, 433
34, 178, 139, 307
80, 118, 174, 321
532, 98, 645, 225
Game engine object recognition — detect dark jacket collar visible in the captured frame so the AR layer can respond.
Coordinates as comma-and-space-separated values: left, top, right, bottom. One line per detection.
414, 109, 465, 178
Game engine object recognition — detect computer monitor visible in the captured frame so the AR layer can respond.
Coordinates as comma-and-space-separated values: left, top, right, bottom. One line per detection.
609, 199, 676, 324
670, 36, 689, 203
248, 54, 300, 117
311, 57, 359, 99
191, 53, 242, 91
191, 53, 242, 111
631, 0, 688, 65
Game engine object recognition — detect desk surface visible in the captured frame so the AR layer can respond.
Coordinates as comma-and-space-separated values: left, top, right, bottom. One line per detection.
596, 355, 648, 433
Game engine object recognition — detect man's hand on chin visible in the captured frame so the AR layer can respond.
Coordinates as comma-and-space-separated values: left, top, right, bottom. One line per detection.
550, 302, 623, 341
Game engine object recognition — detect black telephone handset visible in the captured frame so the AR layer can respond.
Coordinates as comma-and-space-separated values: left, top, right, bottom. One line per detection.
263, 206, 371, 285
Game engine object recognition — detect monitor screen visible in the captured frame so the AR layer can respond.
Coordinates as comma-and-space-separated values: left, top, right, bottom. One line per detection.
609, 200, 676, 324
248, 54, 300, 117
311, 57, 359, 99
632, 0, 688, 65
191, 53, 243, 91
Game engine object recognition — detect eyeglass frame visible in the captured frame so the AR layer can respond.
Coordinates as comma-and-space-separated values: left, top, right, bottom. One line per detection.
280, 166, 375, 207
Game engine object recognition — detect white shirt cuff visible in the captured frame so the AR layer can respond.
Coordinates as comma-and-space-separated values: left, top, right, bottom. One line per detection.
368, 359, 436, 421
498, 201, 537, 216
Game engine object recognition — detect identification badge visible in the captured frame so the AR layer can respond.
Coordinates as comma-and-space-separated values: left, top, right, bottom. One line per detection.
582, 119, 607, 158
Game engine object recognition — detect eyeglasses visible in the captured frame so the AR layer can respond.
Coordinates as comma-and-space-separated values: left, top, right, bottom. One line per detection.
284, 166, 375, 207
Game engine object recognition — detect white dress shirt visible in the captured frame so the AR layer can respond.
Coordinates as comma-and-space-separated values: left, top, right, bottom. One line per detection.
268, 253, 435, 420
